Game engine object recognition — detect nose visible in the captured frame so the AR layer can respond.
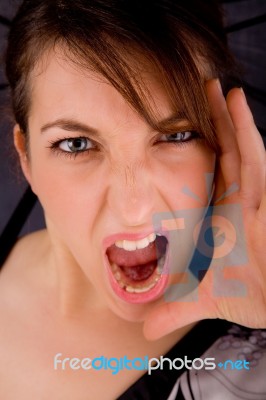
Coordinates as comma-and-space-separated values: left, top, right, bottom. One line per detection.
107, 160, 155, 227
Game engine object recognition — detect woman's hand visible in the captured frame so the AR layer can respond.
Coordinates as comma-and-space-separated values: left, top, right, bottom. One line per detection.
143, 79, 266, 340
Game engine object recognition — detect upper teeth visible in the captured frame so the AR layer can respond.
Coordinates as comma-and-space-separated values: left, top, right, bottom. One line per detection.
115, 233, 156, 251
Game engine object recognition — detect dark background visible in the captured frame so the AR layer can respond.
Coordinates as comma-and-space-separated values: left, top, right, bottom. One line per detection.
0, 0, 265, 238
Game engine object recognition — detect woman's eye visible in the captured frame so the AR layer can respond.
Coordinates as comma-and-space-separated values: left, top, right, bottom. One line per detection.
58, 137, 93, 153
159, 131, 196, 143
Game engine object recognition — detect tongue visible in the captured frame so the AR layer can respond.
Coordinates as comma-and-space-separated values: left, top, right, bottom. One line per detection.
106, 236, 167, 268
107, 241, 157, 267
120, 261, 156, 281
107, 237, 167, 283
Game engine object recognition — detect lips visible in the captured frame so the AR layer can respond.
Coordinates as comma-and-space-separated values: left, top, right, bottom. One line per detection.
103, 232, 169, 304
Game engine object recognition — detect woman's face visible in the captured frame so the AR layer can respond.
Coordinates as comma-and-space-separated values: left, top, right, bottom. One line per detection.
22, 50, 215, 321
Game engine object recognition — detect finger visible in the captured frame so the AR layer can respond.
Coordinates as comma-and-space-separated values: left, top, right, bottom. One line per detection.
206, 79, 241, 190
143, 278, 217, 340
257, 191, 266, 226
226, 88, 266, 209
143, 293, 216, 341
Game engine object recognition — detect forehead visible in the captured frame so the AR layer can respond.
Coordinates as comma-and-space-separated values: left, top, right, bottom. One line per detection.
28, 49, 174, 132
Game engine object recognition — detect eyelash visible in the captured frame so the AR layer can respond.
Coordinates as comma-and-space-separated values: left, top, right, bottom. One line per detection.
47, 136, 98, 159
154, 130, 201, 147
47, 130, 201, 160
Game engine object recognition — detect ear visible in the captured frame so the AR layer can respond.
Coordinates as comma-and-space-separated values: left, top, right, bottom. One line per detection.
13, 124, 32, 185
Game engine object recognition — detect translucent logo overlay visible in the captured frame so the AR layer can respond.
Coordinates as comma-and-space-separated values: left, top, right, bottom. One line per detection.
53, 353, 250, 375
152, 173, 247, 302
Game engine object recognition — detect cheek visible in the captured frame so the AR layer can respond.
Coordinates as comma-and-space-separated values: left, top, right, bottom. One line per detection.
29, 139, 215, 234
151, 145, 216, 211
29, 154, 107, 237
150, 147, 216, 287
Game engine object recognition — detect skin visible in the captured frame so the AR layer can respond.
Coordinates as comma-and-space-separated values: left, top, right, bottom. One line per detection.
144, 82, 266, 340
1, 48, 265, 398
14, 50, 215, 322
0, 49, 216, 398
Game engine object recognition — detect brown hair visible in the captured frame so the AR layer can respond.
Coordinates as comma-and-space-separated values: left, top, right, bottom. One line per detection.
5, 0, 239, 149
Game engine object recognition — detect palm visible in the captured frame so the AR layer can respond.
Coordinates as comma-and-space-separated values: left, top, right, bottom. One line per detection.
144, 80, 266, 340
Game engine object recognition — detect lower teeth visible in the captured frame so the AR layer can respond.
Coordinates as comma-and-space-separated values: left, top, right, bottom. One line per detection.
125, 278, 159, 293
111, 256, 165, 294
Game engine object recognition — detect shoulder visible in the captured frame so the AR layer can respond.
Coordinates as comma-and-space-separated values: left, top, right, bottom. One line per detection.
0, 229, 53, 337
1, 229, 48, 270
0, 230, 55, 398
0, 229, 49, 298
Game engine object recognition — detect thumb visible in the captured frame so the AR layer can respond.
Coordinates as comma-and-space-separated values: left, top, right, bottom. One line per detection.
143, 285, 217, 341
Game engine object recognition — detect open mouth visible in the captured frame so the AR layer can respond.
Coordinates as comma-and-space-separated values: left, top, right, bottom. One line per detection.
105, 233, 169, 303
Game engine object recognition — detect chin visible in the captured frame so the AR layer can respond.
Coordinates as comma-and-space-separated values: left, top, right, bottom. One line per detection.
107, 295, 161, 323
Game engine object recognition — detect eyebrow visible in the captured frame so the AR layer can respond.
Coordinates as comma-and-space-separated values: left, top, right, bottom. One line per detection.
40, 119, 99, 137
160, 113, 186, 125
40, 113, 188, 136
158, 114, 189, 130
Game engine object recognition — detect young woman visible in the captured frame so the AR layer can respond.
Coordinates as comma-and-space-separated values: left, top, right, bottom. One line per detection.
1, 0, 265, 398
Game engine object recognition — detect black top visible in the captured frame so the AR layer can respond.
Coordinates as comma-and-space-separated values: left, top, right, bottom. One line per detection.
1, 188, 266, 400
0, 186, 37, 267
118, 319, 266, 399
117, 319, 232, 400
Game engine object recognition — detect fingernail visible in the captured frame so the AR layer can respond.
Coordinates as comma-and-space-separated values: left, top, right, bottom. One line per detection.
238, 87, 249, 107
239, 87, 246, 100
215, 79, 223, 95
